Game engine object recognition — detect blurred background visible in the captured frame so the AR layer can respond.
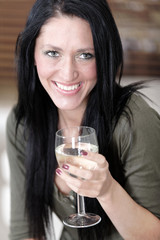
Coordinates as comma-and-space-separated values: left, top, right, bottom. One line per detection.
0, 0, 160, 239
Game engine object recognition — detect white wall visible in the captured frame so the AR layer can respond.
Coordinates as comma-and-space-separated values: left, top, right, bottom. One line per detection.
0, 107, 11, 240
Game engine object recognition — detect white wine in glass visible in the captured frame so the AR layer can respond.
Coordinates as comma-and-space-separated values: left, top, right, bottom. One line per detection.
55, 126, 101, 228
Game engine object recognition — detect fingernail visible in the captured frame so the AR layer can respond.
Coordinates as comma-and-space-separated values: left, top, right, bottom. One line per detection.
56, 169, 62, 175
80, 150, 88, 156
62, 164, 69, 170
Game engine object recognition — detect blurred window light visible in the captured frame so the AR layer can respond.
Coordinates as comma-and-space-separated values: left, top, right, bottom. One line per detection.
0, 150, 10, 226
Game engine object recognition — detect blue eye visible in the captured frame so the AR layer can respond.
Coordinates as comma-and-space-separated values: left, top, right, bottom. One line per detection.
45, 50, 59, 57
80, 53, 94, 60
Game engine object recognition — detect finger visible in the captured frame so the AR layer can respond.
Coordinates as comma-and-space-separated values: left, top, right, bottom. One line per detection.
81, 151, 108, 168
62, 155, 98, 170
67, 178, 106, 198
56, 167, 83, 188
67, 183, 98, 197
62, 163, 95, 180
62, 163, 107, 181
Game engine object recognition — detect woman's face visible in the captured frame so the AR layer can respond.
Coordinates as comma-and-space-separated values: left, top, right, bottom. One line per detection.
34, 15, 97, 111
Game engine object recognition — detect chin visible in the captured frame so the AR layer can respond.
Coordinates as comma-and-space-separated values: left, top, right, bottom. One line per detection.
58, 106, 79, 111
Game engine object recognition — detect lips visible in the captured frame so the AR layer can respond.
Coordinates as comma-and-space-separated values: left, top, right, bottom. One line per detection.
55, 81, 82, 91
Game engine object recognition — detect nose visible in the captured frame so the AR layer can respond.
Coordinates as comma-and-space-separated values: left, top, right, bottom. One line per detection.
59, 57, 79, 82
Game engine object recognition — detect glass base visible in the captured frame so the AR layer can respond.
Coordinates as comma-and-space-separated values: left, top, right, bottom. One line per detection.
63, 213, 101, 228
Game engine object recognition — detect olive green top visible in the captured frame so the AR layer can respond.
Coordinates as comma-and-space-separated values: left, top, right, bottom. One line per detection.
6, 94, 160, 240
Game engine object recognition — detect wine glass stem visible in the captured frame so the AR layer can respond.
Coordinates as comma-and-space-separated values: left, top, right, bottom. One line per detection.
77, 194, 86, 215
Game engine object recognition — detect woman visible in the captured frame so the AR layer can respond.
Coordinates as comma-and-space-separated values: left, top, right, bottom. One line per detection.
6, 0, 160, 239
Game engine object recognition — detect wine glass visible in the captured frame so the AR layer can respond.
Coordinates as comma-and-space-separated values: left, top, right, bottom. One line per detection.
55, 126, 101, 228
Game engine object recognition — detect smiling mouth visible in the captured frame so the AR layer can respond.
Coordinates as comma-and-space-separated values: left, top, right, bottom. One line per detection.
55, 82, 82, 91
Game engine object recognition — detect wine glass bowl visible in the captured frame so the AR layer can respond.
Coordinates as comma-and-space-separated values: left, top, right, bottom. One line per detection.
55, 126, 101, 228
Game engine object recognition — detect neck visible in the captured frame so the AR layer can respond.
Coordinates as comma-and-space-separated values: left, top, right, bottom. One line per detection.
58, 107, 86, 129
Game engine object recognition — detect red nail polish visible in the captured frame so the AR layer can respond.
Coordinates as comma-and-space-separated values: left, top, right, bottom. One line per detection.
80, 150, 88, 156
62, 164, 69, 170
56, 169, 62, 175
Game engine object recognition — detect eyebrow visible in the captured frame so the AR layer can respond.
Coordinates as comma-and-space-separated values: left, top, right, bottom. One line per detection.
42, 44, 94, 52
41, 44, 62, 51
77, 48, 95, 53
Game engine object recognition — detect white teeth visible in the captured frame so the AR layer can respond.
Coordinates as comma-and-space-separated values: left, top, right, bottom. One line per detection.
56, 82, 81, 91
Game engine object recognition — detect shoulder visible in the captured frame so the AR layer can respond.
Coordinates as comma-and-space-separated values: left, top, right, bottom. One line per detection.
6, 107, 26, 153
126, 93, 160, 122
6, 107, 17, 141
7, 106, 25, 134
7, 107, 16, 128
115, 93, 160, 135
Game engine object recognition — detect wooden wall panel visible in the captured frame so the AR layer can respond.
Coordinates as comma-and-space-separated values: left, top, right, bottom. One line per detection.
0, 1, 34, 83
108, 0, 160, 77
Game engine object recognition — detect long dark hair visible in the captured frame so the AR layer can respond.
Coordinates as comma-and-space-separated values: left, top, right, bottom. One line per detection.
15, 0, 141, 239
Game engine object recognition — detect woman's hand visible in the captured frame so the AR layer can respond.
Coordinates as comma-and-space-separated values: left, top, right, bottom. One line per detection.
56, 151, 160, 240
55, 151, 113, 199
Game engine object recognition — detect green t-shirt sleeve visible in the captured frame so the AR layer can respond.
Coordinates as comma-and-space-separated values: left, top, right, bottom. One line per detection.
6, 108, 32, 240
113, 95, 160, 219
